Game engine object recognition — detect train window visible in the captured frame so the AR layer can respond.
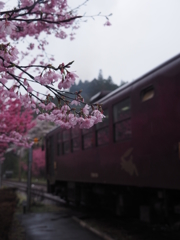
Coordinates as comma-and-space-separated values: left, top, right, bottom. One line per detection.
97, 127, 109, 146
83, 132, 94, 149
113, 98, 132, 142
72, 127, 79, 138
113, 98, 131, 122
47, 136, 54, 175
96, 109, 109, 130
63, 130, 70, 141
63, 141, 70, 154
96, 108, 109, 146
141, 86, 154, 102
82, 127, 93, 135
114, 119, 131, 141
71, 126, 81, 152
57, 133, 61, 156
57, 132, 61, 141
57, 143, 61, 156
62, 130, 70, 154
72, 137, 81, 151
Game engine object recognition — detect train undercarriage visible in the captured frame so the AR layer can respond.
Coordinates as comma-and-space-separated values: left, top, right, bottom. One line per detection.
47, 180, 180, 223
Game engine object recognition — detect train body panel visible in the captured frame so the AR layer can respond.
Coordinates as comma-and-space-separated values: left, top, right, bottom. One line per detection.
46, 55, 180, 216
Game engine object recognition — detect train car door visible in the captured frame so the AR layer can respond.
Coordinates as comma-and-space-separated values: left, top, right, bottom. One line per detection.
131, 78, 156, 185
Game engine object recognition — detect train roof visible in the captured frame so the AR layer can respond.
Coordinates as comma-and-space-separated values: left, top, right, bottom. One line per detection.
46, 53, 180, 137
97, 53, 180, 104
46, 125, 59, 137
89, 90, 111, 104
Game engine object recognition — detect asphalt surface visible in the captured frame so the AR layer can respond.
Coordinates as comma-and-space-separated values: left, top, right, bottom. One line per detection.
19, 212, 104, 240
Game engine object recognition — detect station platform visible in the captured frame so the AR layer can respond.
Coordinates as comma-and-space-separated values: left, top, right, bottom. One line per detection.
19, 212, 104, 240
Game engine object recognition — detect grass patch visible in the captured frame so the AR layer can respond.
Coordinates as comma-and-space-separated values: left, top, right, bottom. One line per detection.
9, 178, 46, 184
30, 202, 64, 213
16, 190, 64, 214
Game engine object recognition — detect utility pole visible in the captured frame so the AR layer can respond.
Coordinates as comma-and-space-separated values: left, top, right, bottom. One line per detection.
27, 146, 32, 212
18, 148, 22, 182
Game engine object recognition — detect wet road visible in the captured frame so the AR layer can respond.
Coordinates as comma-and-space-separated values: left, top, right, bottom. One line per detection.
19, 212, 103, 240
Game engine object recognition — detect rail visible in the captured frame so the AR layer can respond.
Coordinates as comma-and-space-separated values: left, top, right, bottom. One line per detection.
2, 179, 66, 204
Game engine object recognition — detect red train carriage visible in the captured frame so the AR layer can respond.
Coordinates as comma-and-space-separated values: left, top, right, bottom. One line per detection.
46, 54, 180, 220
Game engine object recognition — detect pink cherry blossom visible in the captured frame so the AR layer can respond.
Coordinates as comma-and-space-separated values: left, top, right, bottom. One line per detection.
0, 87, 35, 159
104, 20, 111, 26
0, 21, 15, 35
71, 100, 80, 106
58, 72, 78, 89
0, 0, 110, 158
27, 86, 33, 92
92, 110, 105, 124
83, 104, 90, 116
0, 1, 4, 10
27, 43, 35, 50
78, 117, 94, 129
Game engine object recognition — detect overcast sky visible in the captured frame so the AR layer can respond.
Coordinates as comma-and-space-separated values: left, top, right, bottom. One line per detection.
46, 0, 180, 85
4, 0, 180, 87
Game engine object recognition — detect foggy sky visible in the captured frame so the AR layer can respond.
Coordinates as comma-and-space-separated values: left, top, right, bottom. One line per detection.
46, 0, 180, 85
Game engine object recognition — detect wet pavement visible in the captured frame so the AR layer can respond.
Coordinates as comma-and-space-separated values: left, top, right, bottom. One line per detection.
19, 212, 103, 240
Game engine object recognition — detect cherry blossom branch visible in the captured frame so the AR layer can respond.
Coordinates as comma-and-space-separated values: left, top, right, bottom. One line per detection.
0, 0, 45, 15
0, 0, 111, 151
1, 15, 82, 24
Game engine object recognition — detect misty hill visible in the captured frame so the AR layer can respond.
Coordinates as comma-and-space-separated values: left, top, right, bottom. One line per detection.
70, 70, 125, 103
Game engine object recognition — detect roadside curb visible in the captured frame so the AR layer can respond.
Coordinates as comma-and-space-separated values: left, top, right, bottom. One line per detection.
72, 216, 114, 240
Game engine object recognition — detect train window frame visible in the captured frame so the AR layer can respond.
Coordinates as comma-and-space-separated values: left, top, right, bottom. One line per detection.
62, 129, 71, 155
113, 98, 131, 123
62, 130, 70, 141
71, 127, 81, 152
56, 132, 61, 156
141, 85, 154, 102
82, 127, 94, 150
96, 109, 109, 146
114, 118, 132, 142
47, 136, 55, 174
113, 97, 132, 142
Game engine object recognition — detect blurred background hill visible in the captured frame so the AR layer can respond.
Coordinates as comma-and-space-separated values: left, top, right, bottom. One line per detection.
70, 70, 127, 103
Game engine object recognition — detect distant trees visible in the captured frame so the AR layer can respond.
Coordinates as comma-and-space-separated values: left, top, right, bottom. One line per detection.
98, 69, 103, 81
120, 80, 127, 87
70, 70, 121, 103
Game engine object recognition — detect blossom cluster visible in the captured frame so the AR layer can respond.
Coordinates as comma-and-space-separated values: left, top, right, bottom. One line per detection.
0, 87, 35, 160
0, 0, 111, 152
21, 148, 45, 176
38, 104, 104, 129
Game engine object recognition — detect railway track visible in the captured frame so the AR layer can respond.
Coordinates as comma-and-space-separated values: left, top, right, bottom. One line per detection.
3, 179, 180, 240
3, 179, 46, 191
2, 179, 66, 205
